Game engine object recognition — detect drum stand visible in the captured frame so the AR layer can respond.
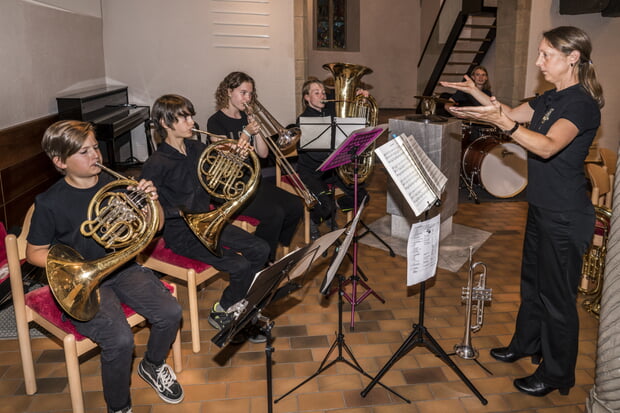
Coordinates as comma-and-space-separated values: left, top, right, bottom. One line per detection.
460, 170, 480, 204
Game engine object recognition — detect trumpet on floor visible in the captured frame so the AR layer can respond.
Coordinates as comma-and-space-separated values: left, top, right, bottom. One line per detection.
454, 247, 492, 360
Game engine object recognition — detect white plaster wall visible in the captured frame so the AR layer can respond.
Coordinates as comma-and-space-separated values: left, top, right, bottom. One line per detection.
0, 0, 105, 128
101, 0, 297, 128
526, 0, 620, 151
306, 0, 419, 109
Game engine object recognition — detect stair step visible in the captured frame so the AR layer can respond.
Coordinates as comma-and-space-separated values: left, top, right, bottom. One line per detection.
452, 50, 484, 54
446, 62, 472, 65
457, 37, 492, 42
465, 24, 496, 29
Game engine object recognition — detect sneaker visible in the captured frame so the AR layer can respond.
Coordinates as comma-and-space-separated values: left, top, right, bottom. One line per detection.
310, 220, 321, 241
209, 302, 245, 344
138, 359, 184, 404
208, 302, 233, 331
109, 407, 132, 413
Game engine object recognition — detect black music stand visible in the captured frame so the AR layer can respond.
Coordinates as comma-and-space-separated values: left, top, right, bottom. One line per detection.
212, 229, 345, 413
299, 117, 395, 255
318, 125, 389, 329
275, 204, 410, 405
360, 209, 488, 406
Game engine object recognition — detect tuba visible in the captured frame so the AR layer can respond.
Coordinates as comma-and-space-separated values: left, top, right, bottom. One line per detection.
323, 62, 379, 185
46, 163, 160, 321
454, 247, 492, 359
182, 139, 260, 256
244, 99, 319, 208
579, 205, 612, 296
580, 205, 612, 318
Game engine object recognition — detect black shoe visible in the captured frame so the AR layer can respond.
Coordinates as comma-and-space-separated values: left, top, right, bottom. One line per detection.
138, 359, 184, 404
490, 347, 541, 364
513, 374, 570, 397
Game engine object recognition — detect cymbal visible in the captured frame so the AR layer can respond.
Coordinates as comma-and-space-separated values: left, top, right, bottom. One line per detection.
414, 95, 451, 104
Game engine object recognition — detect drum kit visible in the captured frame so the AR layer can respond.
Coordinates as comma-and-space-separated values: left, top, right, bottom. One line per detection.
460, 120, 528, 202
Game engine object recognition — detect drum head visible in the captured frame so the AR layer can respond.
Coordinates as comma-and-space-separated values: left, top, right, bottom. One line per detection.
479, 142, 528, 198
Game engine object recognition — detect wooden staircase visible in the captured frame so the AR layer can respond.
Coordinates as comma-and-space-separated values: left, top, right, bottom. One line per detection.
417, 1, 497, 111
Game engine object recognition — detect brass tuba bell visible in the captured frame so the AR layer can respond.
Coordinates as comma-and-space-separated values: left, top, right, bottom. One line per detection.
46, 163, 160, 321
323, 62, 379, 185
182, 139, 260, 256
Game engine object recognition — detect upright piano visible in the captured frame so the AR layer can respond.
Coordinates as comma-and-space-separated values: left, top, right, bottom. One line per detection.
56, 85, 150, 167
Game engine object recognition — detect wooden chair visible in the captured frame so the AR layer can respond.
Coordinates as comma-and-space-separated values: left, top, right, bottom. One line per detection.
275, 149, 352, 245
8, 205, 182, 413
586, 163, 612, 209
138, 215, 259, 353
599, 147, 617, 205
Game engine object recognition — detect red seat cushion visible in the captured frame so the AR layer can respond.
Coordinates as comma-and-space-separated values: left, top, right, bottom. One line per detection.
231, 214, 260, 227
148, 238, 213, 272
281, 175, 305, 193
24, 282, 175, 342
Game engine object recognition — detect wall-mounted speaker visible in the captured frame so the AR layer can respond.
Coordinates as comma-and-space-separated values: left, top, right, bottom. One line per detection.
560, 0, 609, 14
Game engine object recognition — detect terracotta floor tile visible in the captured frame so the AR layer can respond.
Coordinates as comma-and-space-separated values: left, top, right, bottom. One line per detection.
0, 110, 600, 412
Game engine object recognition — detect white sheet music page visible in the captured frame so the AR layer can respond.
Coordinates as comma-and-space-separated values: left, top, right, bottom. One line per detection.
399, 134, 447, 198
375, 133, 444, 216
407, 214, 440, 286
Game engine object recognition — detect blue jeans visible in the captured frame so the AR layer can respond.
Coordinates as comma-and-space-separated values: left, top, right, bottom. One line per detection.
71, 263, 182, 411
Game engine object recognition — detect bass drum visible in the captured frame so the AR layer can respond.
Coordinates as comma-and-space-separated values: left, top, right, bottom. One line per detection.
462, 136, 528, 198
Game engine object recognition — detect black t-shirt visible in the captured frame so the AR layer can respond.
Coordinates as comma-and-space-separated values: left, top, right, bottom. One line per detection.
207, 110, 251, 143
526, 84, 600, 211
140, 139, 211, 251
28, 173, 116, 261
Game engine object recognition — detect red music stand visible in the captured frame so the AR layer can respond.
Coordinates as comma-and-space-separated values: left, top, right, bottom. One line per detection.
318, 125, 386, 329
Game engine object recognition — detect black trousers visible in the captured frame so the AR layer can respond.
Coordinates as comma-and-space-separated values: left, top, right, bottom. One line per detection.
72, 264, 182, 410
239, 179, 303, 261
169, 223, 270, 309
509, 204, 594, 387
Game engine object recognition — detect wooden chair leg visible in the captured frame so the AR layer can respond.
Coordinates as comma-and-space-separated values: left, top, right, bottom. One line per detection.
304, 208, 311, 244
169, 283, 183, 373
187, 269, 201, 353
63, 334, 85, 413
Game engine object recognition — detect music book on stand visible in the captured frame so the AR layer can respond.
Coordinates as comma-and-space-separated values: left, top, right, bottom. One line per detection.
374, 133, 447, 216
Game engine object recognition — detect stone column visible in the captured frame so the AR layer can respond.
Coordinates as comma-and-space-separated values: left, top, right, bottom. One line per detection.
588, 154, 620, 412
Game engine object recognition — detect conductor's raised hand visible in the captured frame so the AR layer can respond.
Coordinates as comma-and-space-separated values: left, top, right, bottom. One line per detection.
440, 74, 477, 95
448, 96, 504, 126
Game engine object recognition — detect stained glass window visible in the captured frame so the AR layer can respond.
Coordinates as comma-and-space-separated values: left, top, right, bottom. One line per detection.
315, 0, 346, 50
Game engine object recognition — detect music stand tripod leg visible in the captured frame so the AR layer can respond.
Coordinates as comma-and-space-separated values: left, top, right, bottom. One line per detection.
275, 274, 410, 404
356, 219, 396, 257
361, 281, 488, 405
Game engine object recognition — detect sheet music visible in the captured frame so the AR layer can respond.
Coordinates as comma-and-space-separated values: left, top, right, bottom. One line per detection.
407, 214, 440, 285
398, 134, 447, 199
375, 133, 446, 216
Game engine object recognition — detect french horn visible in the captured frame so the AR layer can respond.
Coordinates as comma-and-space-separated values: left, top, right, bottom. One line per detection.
182, 139, 260, 256
46, 163, 160, 321
323, 62, 379, 185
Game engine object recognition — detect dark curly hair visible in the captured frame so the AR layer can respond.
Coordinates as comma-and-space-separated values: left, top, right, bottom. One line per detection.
214, 72, 256, 110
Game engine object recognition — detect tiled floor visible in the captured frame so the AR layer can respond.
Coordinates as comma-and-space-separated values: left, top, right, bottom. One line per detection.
0, 110, 598, 412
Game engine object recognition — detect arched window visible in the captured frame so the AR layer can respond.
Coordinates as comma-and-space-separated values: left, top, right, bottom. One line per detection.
314, 0, 359, 51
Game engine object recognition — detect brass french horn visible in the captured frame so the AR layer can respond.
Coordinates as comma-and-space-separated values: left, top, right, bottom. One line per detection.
182, 139, 260, 256
323, 62, 379, 185
46, 163, 160, 321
